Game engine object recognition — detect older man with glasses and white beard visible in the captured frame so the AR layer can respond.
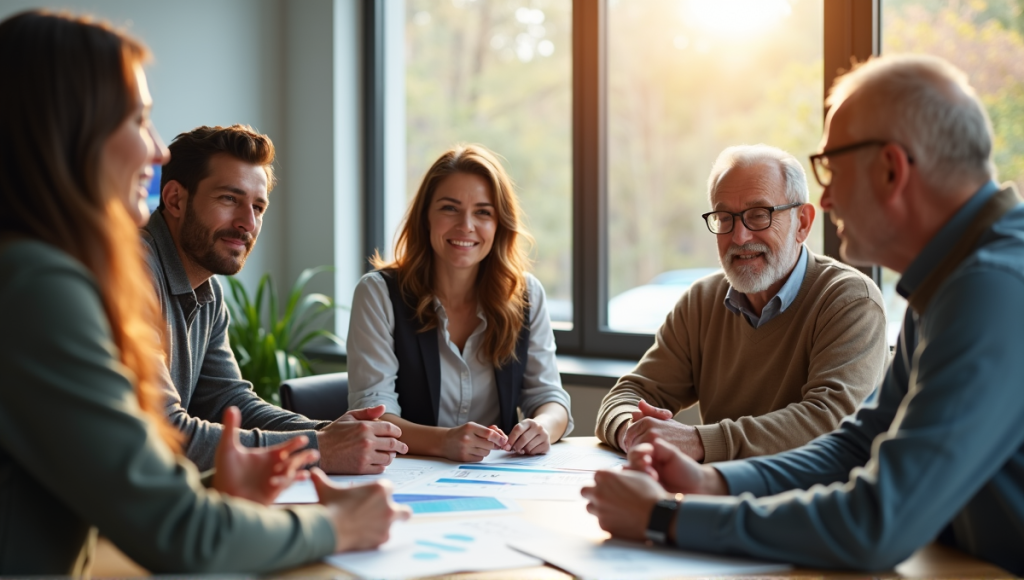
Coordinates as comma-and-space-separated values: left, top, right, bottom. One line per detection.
596, 144, 890, 463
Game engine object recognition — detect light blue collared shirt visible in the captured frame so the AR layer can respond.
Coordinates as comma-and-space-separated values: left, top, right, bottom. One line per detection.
724, 245, 808, 328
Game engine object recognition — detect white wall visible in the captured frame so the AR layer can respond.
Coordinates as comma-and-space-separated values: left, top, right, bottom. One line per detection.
279, 0, 362, 337
0, 1, 361, 331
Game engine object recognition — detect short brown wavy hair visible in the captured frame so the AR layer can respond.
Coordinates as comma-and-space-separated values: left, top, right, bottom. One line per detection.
159, 124, 276, 208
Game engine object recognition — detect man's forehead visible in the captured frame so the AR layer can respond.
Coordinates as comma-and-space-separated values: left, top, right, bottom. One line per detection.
201, 154, 270, 197
713, 164, 786, 207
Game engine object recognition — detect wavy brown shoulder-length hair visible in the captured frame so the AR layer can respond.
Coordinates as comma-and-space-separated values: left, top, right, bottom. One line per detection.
372, 144, 533, 368
0, 11, 180, 450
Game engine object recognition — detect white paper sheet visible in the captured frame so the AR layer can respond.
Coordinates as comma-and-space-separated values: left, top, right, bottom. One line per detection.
325, 520, 543, 579
401, 464, 595, 501
482, 442, 626, 471
511, 535, 792, 580
274, 458, 447, 504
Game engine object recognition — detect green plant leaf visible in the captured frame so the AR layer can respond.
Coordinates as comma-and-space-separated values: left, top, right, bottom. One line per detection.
225, 266, 344, 405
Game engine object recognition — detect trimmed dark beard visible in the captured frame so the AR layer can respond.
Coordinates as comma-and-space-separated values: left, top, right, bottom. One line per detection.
179, 198, 254, 276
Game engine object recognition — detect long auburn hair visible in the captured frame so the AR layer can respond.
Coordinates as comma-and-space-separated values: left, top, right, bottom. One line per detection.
372, 144, 533, 367
0, 11, 180, 450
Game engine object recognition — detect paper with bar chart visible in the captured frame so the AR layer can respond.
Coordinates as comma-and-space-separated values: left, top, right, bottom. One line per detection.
273, 458, 443, 504
400, 464, 595, 501
481, 441, 626, 471
325, 520, 542, 579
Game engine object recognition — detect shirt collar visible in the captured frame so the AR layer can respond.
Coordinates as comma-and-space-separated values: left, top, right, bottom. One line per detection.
724, 245, 808, 326
772, 245, 808, 312
897, 180, 1001, 299
143, 210, 215, 304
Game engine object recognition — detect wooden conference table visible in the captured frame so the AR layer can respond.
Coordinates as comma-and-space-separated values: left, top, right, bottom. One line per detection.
93, 438, 1011, 578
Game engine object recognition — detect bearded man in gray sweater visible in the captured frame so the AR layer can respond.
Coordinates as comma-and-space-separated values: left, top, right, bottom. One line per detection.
143, 124, 406, 472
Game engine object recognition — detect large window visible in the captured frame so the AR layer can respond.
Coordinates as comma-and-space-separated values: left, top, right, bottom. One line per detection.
368, 1, 909, 359
404, 0, 574, 327
879, 0, 1024, 343
606, 0, 824, 333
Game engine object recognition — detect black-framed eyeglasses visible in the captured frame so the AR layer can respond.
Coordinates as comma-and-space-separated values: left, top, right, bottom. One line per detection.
701, 202, 803, 235
809, 140, 915, 188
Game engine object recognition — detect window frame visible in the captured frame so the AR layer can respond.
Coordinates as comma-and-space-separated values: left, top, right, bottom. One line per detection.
362, 0, 883, 361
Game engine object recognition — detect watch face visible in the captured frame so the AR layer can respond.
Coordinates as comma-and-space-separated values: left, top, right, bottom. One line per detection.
646, 499, 680, 545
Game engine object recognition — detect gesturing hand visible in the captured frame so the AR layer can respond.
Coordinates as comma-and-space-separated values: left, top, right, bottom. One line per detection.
441, 422, 507, 462
504, 418, 551, 455
213, 406, 319, 505
581, 469, 673, 542
627, 439, 729, 496
317, 405, 409, 475
312, 468, 411, 553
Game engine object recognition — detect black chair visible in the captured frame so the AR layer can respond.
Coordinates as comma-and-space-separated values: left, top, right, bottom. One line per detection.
279, 372, 350, 421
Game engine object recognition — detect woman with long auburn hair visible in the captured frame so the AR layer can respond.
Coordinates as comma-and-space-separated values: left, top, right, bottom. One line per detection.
0, 10, 407, 574
348, 144, 572, 462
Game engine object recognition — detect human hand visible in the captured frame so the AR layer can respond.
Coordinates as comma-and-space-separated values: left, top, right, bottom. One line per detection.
504, 418, 551, 455
616, 399, 673, 450
627, 439, 728, 496
213, 406, 320, 505
316, 405, 408, 475
312, 467, 412, 553
441, 422, 508, 462
623, 401, 705, 461
581, 468, 673, 542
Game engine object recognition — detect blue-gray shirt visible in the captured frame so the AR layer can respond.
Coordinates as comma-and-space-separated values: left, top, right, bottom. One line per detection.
142, 211, 327, 470
724, 246, 808, 327
673, 182, 1024, 574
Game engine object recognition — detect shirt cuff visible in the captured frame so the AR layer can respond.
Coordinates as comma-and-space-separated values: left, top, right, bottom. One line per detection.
289, 504, 339, 558
713, 459, 770, 497
673, 494, 743, 551
262, 429, 319, 451
694, 423, 729, 463
351, 394, 402, 418
600, 407, 635, 451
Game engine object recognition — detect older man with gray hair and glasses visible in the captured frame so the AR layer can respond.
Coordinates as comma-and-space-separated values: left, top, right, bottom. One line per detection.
596, 144, 890, 463
584, 54, 1024, 575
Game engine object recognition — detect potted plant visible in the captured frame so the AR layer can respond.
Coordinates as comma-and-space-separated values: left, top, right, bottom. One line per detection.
224, 266, 344, 404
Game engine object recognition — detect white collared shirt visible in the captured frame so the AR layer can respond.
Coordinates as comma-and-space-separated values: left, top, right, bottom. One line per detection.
347, 271, 573, 434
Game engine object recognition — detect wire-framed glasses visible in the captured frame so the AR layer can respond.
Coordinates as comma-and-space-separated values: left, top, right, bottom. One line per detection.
701, 202, 803, 235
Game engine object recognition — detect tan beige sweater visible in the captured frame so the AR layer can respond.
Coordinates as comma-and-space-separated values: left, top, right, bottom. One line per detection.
596, 252, 889, 462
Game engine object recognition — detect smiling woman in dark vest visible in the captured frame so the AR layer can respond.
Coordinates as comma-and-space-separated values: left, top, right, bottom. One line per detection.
347, 144, 572, 462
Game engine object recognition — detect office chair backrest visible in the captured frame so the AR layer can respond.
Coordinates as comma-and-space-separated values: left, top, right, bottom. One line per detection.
279, 372, 349, 421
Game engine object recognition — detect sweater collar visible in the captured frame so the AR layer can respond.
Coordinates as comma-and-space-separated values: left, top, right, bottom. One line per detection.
725, 245, 808, 327
143, 210, 215, 304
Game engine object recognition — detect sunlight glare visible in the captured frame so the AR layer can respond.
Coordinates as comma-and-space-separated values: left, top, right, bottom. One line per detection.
683, 0, 792, 36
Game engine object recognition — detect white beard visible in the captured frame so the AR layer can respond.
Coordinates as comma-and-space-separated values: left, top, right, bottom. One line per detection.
721, 228, 801, 294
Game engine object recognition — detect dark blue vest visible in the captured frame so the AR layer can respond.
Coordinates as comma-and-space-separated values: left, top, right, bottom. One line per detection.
379, 270, 529, 434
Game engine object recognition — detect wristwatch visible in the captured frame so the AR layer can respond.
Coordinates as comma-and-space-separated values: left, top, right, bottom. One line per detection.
645, 494, 683, 545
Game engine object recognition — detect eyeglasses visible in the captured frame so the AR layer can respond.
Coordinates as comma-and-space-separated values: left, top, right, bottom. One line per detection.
809, 140, 915, 187
701, 202, 803, 235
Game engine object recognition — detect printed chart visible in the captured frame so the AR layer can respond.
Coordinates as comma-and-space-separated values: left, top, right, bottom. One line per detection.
273, 466, 433, 504
482, 442, 626, 471
325, 521, 541, 579
401, 464, 595, 501
391, 494, 517, 515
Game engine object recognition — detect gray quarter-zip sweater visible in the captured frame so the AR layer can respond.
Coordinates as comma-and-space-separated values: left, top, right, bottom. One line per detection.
142, 210, 328, 470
